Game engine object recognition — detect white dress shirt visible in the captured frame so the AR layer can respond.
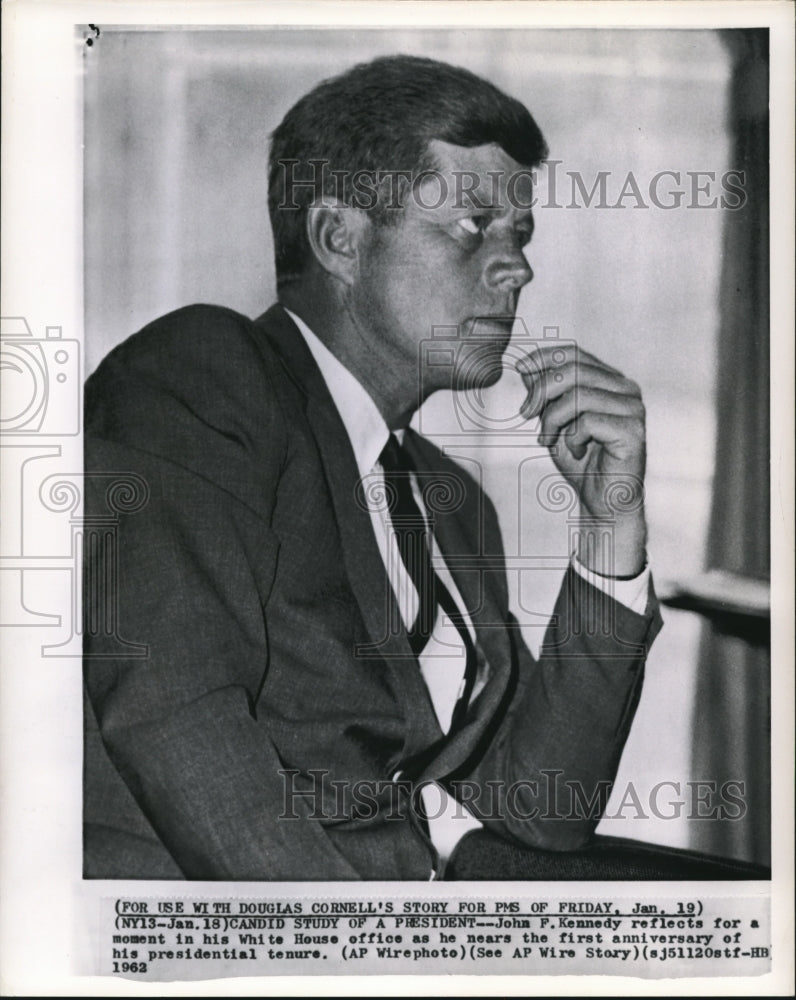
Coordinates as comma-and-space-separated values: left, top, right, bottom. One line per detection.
284, 308, 650, 869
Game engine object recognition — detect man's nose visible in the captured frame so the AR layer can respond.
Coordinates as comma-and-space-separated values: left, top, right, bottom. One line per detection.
484, 246, 534, 292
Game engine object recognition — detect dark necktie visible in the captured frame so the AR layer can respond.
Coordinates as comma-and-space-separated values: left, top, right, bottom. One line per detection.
379, 433, 477, 729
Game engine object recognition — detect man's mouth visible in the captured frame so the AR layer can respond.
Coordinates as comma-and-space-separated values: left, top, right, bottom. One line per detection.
465, 314, 516, 339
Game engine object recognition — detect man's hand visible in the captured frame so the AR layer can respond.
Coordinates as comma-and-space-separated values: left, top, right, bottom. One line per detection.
516, 343, 648, 578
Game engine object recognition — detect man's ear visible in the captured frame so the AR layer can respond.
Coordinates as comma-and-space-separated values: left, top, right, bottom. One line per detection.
305, 202, 367, 286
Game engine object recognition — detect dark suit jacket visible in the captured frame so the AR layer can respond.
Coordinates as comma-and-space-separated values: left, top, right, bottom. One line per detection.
83, 303, 662, 880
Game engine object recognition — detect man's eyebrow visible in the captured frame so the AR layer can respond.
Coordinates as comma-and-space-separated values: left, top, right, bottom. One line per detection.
448, 195, 536, 225
448, 190, 502, 212
455, 205, 502, 216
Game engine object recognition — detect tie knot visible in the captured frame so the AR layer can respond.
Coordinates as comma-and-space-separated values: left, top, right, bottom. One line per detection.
379, 433, 413, 475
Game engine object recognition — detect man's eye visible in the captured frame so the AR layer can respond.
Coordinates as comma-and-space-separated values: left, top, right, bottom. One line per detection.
457, 216, 487, 236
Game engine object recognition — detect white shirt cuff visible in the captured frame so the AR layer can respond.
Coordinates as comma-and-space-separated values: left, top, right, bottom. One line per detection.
571, 554, 650, 616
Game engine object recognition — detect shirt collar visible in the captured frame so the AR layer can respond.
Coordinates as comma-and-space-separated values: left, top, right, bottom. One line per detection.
283, 308, 393, 476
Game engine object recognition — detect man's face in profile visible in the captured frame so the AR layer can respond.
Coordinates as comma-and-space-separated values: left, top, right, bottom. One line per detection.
348, 139, 536, 397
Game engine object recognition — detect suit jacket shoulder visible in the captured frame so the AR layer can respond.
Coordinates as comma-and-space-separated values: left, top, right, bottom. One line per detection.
85, 303, 291, 520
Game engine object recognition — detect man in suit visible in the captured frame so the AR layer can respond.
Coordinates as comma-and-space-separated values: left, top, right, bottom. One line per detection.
83, 55, 661, 880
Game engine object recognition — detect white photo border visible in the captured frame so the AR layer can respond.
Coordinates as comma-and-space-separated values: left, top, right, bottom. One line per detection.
1, 1, 793, 995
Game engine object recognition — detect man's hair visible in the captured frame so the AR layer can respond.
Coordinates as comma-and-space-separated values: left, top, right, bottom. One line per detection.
268, 54, 548, 286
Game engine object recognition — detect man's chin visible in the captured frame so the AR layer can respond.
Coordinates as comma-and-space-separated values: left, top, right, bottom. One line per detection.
452, 342, 507, 392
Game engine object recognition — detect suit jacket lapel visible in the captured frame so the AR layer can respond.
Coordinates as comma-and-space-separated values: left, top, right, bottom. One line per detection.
251, 306, 442, 761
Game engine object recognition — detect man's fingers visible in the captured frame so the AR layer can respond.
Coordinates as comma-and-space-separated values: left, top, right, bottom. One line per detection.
559, 412, 646, 464
515, 342, 628, 381
567, 439, 588, 461
534, 387, 645, 444
517, 358, 641, 419
518, 363, 639, 418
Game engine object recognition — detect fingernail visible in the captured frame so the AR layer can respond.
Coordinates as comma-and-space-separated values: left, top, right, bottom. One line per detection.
520, 399, 536, 420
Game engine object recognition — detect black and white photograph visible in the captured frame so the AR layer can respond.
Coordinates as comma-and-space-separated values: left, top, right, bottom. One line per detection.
1, 1, 793, 993
82, 25, 771, 880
